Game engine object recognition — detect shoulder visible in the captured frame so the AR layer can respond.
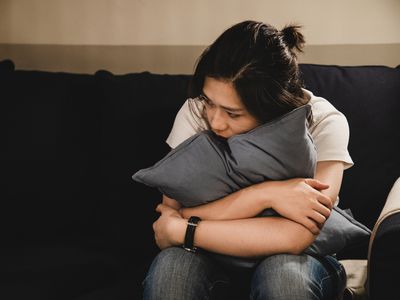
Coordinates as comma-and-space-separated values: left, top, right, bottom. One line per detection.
176, 99, 207, 130
304, 88, 350, 137
303, 88, 347, 126
303, 88, 354, 170
165, 98, 207, 149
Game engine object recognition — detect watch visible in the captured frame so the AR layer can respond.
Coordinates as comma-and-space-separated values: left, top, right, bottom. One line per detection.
182, 216, 202, 253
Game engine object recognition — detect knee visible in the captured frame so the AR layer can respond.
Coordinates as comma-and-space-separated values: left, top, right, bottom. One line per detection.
250, 254, 322, 300
146, 247, 190, 280
142, 247, 215, 300
143, 247, 191, 292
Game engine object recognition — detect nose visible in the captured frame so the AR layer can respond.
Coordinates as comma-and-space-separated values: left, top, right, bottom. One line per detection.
209, 109, 228, 133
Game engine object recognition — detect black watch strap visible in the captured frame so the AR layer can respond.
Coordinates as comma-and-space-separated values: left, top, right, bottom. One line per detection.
182, 216, 201, 253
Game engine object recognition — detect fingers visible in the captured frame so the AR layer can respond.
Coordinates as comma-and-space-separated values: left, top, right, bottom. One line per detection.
300, 210, 327, 234
303, 179, 333, 209
155, 204, 161, 213
155, 203, 166, 213
156, 204, 180, 218
310, 192, 332, 217
304, 178, 330, 190
300, 217, 320, 235
314, 201, 331, 218
306, 203, 330, 233
309, 211, 327, 225
318, 194, 333, 210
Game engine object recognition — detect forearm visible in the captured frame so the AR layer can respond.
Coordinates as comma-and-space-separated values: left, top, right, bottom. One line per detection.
314, 161, 344, 206
172, 216, 316, 258
180, 182, 272, 220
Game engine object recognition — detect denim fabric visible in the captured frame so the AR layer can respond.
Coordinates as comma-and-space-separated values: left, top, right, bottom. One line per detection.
250, 254, 346, 300
142, 247, 346, 300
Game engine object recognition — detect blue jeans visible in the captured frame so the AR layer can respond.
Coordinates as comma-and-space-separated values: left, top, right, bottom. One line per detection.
142, 247, 346, 300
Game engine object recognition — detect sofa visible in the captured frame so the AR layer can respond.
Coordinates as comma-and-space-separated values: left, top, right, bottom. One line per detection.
1, 58, 399, 300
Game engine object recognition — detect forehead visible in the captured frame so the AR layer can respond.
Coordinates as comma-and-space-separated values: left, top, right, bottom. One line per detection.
202, 77, 245, 110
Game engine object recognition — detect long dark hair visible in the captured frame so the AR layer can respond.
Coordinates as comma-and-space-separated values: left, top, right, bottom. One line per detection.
188, 20, 311, 130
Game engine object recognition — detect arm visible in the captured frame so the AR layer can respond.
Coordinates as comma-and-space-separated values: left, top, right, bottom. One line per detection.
178, 162, 340, 234
159, 161, 345, 256
180, 166, 340, 221
156, 200, 315, 256
169, 215, 315, 257
313, 161, 344, 206
179, 183, 268, 220
178, 178, 331, 223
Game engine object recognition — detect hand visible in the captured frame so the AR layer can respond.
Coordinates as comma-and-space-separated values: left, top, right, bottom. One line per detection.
258, 178, 333, 235
153, 203, 186, 250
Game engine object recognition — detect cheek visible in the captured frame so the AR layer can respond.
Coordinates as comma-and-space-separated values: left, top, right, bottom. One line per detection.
205, 108, 212, 120
205, 107, 217, 125
233, 118, 259, 133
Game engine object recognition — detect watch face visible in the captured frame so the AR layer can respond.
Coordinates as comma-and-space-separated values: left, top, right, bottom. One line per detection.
188, 216, 201, 225
189, 216, 201, 223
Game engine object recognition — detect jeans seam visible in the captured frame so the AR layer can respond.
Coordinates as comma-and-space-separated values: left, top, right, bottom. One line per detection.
319, 273, 336, 299
319, 273, 334, 287
325, 258, 347, 289
141, 275, 149, 288
319, 266, 346, 299
338, 264, 346, 278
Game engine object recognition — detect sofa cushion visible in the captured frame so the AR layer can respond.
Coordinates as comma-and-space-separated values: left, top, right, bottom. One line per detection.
340, 259, 368, 299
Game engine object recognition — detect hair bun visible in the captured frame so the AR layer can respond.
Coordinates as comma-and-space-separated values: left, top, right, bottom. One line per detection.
280, 24, 305, 54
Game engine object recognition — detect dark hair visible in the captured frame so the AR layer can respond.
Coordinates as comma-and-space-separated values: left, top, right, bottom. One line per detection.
188, 20, 311, 130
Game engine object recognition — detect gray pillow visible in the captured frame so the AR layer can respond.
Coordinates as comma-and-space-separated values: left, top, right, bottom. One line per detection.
133, 104, 370, 269
134, 105, 316, 206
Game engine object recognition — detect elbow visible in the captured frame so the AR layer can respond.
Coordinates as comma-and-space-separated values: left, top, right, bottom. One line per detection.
290, 243, 309, 255
289, 244, 302, 255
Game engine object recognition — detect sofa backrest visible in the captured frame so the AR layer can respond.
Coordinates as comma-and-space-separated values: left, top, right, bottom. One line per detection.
299, 64, 400, 230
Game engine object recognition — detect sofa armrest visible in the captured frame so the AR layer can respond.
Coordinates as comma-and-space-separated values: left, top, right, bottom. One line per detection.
367, 177, 400, 299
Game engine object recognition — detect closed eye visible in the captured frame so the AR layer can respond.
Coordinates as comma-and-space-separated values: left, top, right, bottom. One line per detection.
227, 112, 240, 118
199, 93, 242, 119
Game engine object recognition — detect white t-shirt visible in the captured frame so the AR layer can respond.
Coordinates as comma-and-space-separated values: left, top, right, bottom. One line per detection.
166, 88, 354, 170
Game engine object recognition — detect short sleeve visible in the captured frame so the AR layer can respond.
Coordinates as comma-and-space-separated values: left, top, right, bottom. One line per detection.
165, 99, 206, 149
309, 107, 354, 170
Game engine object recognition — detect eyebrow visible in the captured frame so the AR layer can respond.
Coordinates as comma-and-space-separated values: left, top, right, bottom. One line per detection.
201, 91, 244, 112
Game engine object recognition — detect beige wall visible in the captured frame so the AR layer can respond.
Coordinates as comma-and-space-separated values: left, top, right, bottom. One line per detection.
1, 0, 399, 73
2, 0, 400, 45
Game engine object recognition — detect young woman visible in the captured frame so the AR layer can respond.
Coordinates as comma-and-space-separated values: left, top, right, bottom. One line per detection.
142, 20, 353, 300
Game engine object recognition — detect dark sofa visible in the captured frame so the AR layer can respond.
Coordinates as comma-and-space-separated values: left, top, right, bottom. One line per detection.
1, 59, 399, 300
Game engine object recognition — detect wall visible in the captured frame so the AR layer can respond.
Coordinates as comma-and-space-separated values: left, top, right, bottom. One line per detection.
1, 0, 399, 73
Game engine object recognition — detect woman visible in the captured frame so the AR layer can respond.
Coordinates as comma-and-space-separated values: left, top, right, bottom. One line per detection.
143, 20, 353, 299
